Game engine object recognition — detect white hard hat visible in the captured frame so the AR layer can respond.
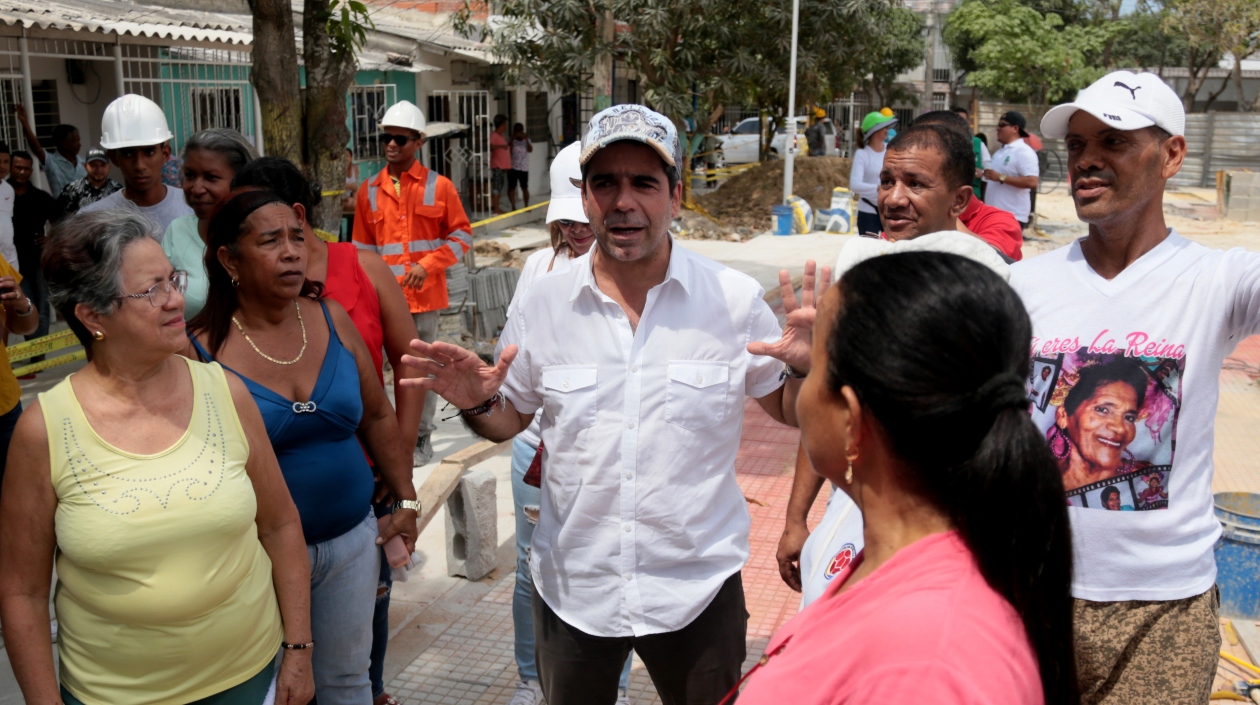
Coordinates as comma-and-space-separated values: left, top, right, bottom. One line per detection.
379, 101, 426, 134
100, 94, 173, 150
546, 142, 586, 224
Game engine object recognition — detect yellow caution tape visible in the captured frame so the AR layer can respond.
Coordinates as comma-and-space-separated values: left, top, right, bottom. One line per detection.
13, 349, 86, 377
470, 201, 550, 230
7, 329, 79, 362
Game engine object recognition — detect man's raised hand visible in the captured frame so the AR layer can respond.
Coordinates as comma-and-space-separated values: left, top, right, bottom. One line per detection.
400, 340, 517, 410
747, 260, 832, 374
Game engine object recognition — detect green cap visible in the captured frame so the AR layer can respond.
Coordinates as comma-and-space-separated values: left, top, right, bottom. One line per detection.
860, 112, 898, 142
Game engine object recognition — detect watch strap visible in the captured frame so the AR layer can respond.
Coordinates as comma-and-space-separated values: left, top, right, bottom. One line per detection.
392, 499, 421, 512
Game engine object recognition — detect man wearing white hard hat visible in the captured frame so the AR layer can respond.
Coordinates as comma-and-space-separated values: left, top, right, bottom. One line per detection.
402, 103, 820, 705
352, 100, 472, 464
79, 95, 192, 234
1011, 70, 1254, 703
496, 141, 634, 705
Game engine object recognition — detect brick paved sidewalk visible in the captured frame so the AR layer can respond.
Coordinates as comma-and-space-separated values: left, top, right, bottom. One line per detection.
386, 399, 820, 704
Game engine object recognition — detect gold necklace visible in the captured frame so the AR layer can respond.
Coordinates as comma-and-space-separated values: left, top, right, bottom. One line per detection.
232, 300, 307, 365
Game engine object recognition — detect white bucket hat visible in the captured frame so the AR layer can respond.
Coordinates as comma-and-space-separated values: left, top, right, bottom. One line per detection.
546, 142, 586, 224
1040, 70, 1185, 139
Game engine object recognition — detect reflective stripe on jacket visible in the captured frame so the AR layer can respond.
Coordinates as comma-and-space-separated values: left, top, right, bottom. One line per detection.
351, 161, 473, 313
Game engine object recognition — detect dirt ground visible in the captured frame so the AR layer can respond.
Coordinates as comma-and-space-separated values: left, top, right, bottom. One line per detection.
695, 156, 851, 231
1026, 186, 1259, 259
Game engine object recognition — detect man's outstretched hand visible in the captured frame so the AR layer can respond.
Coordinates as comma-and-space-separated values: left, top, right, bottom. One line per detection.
747, 260, 832, 374
400, 340, 517, 410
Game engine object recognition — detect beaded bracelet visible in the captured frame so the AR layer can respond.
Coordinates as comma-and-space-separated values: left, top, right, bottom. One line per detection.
460, 392, 505, 418
282, 641, 315, 650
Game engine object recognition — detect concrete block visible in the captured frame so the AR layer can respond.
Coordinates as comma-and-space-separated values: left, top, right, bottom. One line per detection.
445, 468, 498, 581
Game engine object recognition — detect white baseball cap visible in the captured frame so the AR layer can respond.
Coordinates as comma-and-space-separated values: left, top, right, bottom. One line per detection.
546, 142, 587, 224
580, 104, 682, 169
1040, 70, 1184, 139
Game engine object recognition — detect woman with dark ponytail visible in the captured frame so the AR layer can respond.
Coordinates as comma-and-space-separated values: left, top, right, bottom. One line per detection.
733, 251, 1077, 704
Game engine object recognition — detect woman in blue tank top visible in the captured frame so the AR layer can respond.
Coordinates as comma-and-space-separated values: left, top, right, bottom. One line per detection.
187, 190, 418, 705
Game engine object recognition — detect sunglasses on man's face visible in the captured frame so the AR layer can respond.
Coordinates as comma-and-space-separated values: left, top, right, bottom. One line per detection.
997, 122, 1012, 129
378, 134, 416, 146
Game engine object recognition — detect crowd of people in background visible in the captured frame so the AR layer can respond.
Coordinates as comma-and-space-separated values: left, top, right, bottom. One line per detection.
0, 67, 1249, 705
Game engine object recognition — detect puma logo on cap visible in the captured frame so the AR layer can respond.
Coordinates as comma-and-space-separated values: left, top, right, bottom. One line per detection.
1114, 82, 1142, 100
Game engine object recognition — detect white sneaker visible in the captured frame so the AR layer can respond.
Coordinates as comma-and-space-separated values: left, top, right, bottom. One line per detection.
507, 680, 545, 705
616, 689, 633, 705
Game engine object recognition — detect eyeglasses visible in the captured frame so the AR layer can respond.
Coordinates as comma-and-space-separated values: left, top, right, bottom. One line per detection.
118, 270, 188, 307
557, 219, 577, 227
378, 134, 416, 146
997, 122, 1012, 128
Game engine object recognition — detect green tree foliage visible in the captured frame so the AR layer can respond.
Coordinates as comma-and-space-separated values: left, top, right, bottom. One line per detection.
860, 6, 925, 108
943, 0, 1111, 106
457, 0, 921, 156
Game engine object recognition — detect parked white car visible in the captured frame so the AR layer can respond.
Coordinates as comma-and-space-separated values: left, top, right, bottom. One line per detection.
717, 117, 812, 163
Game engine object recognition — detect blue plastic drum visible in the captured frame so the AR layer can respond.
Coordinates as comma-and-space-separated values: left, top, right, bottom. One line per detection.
1214, 492, 1260, 620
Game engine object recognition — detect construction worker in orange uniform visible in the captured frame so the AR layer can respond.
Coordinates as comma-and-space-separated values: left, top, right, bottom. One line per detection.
353, 100, 472, 464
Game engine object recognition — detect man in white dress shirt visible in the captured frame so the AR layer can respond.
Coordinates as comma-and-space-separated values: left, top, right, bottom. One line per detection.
402, 104, 818, 705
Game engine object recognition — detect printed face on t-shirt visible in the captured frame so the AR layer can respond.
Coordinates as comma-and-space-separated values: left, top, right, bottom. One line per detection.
1026, 333, 1184, 511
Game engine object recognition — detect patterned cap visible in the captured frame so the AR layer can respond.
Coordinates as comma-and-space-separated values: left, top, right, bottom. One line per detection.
580, 104, 681, 169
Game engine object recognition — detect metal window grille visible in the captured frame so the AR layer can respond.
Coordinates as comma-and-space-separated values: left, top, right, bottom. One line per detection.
28, 79, 59, 147
525, 91, 549, 143
932, 92, 949, 112
120, 45, 257, 155
430, 89, 491, 214
348, 84, 397, 161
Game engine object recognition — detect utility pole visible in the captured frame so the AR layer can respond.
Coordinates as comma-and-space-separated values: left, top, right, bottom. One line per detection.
592, 11, 614, 112
922, 10, 936, 117
782, 0, 801, 204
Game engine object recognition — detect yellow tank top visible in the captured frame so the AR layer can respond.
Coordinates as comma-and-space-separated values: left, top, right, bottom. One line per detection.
41, 358, 283, 705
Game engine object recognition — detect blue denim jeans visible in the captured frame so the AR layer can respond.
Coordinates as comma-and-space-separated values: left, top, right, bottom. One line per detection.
369, 498, 393, 698
512, 438, 632, 687
308, 511, 379, 705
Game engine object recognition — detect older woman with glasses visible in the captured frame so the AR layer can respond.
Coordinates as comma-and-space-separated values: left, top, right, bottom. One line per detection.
0, 206, 314, 705
188, 190, 418, 705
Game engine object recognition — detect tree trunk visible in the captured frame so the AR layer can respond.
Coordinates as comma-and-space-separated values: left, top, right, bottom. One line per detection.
1203, 72, 1231, 112
1233, 55, 1249, 112
247, 0, 302, 162
302, 0, 358, 232
1182, 48, 1209, 113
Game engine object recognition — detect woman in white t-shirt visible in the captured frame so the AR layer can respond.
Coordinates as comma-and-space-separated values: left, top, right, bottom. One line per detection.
848, 112, 897, 236
499, 141, 634, 705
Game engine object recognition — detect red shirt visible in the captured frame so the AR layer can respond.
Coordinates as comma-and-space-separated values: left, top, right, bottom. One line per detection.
323, 242, 384, 383
736, 531, 1043, 705
961, 196, 1024, 261
490, 131, 512, 170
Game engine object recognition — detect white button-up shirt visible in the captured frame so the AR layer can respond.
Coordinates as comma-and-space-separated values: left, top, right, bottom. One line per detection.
499, 242, 784, 637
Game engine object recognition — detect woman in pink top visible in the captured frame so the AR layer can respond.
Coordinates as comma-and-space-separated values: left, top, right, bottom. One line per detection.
735, 252, 1077, 705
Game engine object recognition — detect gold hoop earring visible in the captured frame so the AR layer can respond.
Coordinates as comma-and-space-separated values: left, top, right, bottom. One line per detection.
92, 331, 104, 341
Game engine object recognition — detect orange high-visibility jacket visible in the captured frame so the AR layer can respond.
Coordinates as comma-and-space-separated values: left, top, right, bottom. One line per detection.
352, 161, 473, 314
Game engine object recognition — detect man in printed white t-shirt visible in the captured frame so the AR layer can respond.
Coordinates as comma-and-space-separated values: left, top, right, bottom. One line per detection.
983, 110, 1040, 229
402, 104, 818, 705
1011, 70, 1256, 704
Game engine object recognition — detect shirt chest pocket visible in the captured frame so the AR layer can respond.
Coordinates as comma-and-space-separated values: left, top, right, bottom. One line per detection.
541, 365, 598, 434
665, 362, 730, 431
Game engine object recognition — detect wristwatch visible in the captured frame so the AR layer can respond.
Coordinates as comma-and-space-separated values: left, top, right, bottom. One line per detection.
999, 173, 1007, 184
392, 499, 421, 512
